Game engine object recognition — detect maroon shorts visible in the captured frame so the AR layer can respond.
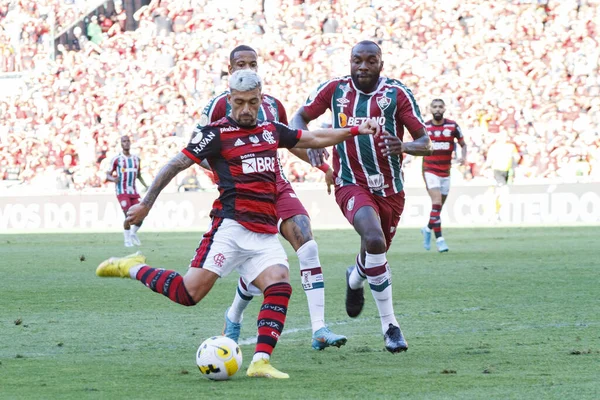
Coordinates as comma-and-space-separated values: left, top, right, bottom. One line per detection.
276, 180, 309, 223
116, 193, 140, 214
335, 184, 405, 250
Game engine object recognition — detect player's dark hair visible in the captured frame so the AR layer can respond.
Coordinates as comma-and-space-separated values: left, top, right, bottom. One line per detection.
431, 98, 445, 105
230, 45, 257, 64
352, 40, 382, 56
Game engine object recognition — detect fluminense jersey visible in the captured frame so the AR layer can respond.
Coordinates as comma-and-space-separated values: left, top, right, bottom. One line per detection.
198, 91, 290, 188
108, 154, 142, 195
182, 117, 301, 234
423, 118, 464, 177
303, 76, 426, 196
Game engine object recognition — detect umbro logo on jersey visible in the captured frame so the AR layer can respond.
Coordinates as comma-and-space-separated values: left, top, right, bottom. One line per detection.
234, 138, 245, 147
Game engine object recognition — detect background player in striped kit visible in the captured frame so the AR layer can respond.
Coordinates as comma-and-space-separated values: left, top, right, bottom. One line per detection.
96, 70, 380, 379
291, 40, 433, 353
106, 135, 148, 247
199, 45, 346, 350
421, 99, 467, 252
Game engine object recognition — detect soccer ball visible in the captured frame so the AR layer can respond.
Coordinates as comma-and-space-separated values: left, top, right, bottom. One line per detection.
196, 336, 243, 381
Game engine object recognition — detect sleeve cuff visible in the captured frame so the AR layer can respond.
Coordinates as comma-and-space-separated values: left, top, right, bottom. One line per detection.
182, 149, 202, 164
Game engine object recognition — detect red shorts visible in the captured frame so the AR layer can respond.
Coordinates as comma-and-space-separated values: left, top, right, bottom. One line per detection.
335, 185, 405, 250
116, 193, 140, 214
276, 180, 309, 223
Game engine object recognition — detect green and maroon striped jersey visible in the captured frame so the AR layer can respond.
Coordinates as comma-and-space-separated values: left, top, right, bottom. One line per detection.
303, 76, 425, 196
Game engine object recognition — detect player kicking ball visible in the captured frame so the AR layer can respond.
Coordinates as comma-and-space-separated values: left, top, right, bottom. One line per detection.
96, 70, 380, 378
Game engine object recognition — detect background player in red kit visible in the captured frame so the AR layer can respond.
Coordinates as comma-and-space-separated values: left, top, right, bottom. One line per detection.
421, 99, 467, 252
96, 70, 380, 379
199, 45, 346, 350
291, 41, 433, 353
106, 135, 148, 247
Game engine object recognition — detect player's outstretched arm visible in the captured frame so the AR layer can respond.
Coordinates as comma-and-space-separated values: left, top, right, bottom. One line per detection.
295, 119, 380, 149
127, 153, 194, 225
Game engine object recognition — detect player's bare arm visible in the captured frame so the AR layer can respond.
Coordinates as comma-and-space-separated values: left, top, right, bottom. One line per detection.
289, 107, 329, 166
127, 153, 194, 224
378, 127, 433, 157
458, 138, 468, 165
290, 107, 311, 130
295, 119, 380, 149
137, 161, 149, 188
106, 172, 117, 183
199, 159, 211, 170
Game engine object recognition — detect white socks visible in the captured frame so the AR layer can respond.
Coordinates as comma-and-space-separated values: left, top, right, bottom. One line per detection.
131, 225, 140, 234
227, 279, 254, 324
252, 352, 270, 362
128, 264, 145, 279
296, 240, 325, 333
364, 252, 398, 334
348, 254, 367, 290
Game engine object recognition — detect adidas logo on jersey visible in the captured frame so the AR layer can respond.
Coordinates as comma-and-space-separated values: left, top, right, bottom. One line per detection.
234, 138, 244, 147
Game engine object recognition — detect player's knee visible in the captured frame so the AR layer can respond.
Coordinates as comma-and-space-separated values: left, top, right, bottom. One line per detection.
363, 231, 387, 254
266, 265, 289, 284
281, 215, 313, 249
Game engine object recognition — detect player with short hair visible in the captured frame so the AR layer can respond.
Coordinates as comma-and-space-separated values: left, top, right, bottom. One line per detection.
291, 40, 433, 353
421, 99, 467, 252
106, 135, 148, 247
200, 45, 346, 351
96, 70, 380, 379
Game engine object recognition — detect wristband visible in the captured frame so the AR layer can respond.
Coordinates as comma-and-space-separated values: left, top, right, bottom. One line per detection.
350, 126, 360, 136
318, 163, 331, 173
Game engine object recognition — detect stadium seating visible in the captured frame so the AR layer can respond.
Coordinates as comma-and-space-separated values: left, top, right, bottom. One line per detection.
1, 0, 598, 189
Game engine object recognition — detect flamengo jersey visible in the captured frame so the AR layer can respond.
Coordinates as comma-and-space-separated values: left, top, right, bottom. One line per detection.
182, 117, 301, 234
423, 119, 464, 177
198, 91, 290, 186
108, 154, 141, 195
303, 76, 425, 196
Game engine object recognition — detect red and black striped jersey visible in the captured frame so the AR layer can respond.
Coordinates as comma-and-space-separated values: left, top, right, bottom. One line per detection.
182, 117, 301, 234
198, 92, 290, 189
423, 119, 464, 177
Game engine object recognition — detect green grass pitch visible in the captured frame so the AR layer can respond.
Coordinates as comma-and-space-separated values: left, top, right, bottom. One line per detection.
1, 227, 598, 399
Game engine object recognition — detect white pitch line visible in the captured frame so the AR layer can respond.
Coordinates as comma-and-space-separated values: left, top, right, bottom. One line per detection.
237, 318, 600, 345
237, 319, 360, 345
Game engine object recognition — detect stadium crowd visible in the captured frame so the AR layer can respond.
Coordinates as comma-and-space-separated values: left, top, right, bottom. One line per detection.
1, 0, 599, 191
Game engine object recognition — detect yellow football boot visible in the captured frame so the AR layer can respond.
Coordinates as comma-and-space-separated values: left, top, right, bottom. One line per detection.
246, 358, 289, 379
96, 252, 146, 278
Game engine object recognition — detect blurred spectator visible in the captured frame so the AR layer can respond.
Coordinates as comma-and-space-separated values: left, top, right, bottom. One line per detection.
86, 15, 103, 44
0, 0, 599, 191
